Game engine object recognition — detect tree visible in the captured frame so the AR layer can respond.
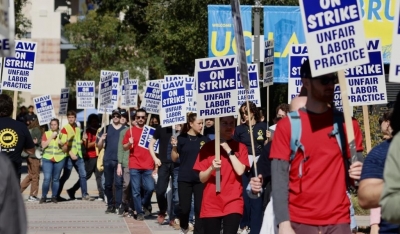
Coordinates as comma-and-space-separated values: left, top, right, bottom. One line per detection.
15, 0, 31, 38
63, 11, 158, 92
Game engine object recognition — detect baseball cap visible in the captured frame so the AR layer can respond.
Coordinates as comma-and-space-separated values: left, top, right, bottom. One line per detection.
120, 109, 128, 118
111, 109, 121, 116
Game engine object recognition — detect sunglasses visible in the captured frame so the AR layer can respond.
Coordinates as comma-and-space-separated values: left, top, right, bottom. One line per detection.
136, 116, 146, 119
112, 115, 121, 119
314, 77, 338, 86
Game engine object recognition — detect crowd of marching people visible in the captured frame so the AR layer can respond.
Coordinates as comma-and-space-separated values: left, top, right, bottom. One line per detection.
2, 59, 400, 234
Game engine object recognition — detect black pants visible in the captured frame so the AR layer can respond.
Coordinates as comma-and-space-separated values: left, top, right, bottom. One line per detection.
178, 181, 204, 233
69, 157, 104, 198
12, 161, 22, 184
203, 213, 242, 234
156, 162, 174, 214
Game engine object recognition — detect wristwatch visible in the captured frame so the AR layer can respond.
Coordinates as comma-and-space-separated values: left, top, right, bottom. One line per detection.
229, 151, 236, 157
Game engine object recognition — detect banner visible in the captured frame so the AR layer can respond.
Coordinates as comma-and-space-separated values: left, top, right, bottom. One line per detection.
33, 95, 56, 126
138, 125, 159, 153
208, 5, 252, 63
76, 81, 95, 109
59, 88, 69, 116
1, 41, 37, 92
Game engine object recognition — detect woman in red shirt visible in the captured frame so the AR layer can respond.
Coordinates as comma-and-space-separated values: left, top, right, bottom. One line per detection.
193, 116, 250, 234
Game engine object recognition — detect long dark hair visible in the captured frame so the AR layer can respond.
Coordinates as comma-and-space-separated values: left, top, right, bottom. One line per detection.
240, 101, 261, 122
390, 91, 400, 136
181, 112, 197, 134
28, 119, 40, 130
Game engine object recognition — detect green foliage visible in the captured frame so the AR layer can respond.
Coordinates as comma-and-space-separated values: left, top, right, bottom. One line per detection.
354, 108, 383, 156
15, 0, 31, 38
351, 193, 370, 216
64, 11, 154, 91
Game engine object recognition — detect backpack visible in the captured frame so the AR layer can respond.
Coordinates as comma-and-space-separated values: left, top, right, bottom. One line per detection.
287, 108, 352, 191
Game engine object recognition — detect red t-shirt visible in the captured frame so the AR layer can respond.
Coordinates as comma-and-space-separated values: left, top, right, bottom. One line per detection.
122, 126, 154, 170
193, 139, 250, 218
85, 128, 97, 158
270, 108, 363, 225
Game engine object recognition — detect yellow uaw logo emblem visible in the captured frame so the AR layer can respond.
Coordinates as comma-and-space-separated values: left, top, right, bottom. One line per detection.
257, 130, 263, 140
0, 128, 18, 152
200, 141, 205, 149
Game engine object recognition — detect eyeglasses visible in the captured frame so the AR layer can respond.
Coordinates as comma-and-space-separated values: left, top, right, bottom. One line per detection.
317, 77, 338, 85
136, 116, 145, 119
112, 115, 121, 119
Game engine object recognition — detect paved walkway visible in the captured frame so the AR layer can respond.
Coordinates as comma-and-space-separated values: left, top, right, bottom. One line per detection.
21, 161, 370, 234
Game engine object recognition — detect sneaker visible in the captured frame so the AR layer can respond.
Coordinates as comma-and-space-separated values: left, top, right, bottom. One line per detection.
180, 228, 189, 234
188, 223, 194, 232
117, 207, 124, 216
39, 198, 46, 204
143, 206, 152, 216
28, 196, 39, 202
82, 195, 95, 201
105, 206, 116, 214
51, 197, 58, 204
157, 212, 166, 224
137, 213, 145, 221
66, 189, 76, 200
172, 219, 181, 230
97, 197, 104, 201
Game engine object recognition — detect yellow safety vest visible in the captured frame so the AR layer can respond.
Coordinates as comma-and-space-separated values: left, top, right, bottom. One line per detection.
42, 131, 67, 162
64, 124, 82, 158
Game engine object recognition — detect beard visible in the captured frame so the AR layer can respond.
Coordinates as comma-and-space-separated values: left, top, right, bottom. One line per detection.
310, 83, 334, 103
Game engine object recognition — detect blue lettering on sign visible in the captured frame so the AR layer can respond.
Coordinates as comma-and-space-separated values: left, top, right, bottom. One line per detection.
145, 87, 161, 100
161, 87, 185, 107
77, 81, 94, 86
78, 87, 94, 92
199, 57, 235, 69
16, 42, 36, 51
4, 51, 36, 70
238, 71, 258, 88
358, 0, 394, 21
197, 68, 236, 93
100, 80, 112, 89
0, 39, 10, 50
345, 51, 383, 77
303, 0, 361, 33
396, 65, 400, 76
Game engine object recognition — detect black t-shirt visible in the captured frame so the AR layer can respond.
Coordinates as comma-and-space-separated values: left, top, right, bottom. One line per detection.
177, 133, 210, 183
233, 122, 268, 156
153, 125, 174, 163
16, 113, 26, 123
0, 117, 35, 163
24, 113, 37, 122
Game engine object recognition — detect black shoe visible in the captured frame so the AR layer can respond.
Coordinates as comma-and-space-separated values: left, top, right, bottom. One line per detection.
143, 206, 152, 216
51, 197, 58, 204
117, 207, 124, 216
39, 198, 46, 204
105, 206, 116, 214
57, 196, 67, 202
67, 189, 76, 200
137, 213, 145, 221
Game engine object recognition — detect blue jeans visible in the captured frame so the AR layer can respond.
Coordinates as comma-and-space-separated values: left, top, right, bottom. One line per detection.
130, 169, 154, 215
240, 171, 263, 234
104, 160, 123, 208
57, 157, 88, 197
42, 158, 65, 198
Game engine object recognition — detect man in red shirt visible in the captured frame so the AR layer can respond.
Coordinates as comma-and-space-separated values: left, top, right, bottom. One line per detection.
270, 59, 364, 234
122, 109, 155, 221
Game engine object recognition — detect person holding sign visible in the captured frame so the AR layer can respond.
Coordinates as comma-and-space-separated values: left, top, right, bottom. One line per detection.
170, 112, 210, 234
40, 118, 67, 204
270, 59, 364, 234
193, 115, 249, 234
122, 109, 154, 221
233, 101, 268, 234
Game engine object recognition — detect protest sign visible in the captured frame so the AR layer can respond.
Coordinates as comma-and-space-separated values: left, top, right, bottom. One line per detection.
76, 81, 95, 109
237, 64, 260, 109
140, 81, 161, 115
185, 76, 197, 112
263, 39, 274, 87
195, 56, 238, 119
98, 70, 120, 113
1, 40, 37, 92
33, 95, 56, 126
299, 0, 369, 76
345, 39, 387, 106
138, 125, 159, 153
58, 88, 69, 116
121, 79, 138, 108
98, 74, 113, 110
160, 75, 187, 127
389, 0, 400, 83
288, 44, 308, 102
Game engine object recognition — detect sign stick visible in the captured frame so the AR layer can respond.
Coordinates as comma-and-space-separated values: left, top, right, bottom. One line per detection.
12, 91, 18, 119
266, 86, 270, 123
245, 96, 258, 178
84, 109, 87, 130
337, 70, 357, 162
215, 117, 221, 192
362, 106, 372, 153
237, 115, 241, 126
146, 114, 152, 126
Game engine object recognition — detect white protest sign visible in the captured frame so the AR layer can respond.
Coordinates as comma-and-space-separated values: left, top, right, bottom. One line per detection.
140, 81, 161, 115
288, 44, 308, 102
263, 39, 274, 87
76, 81, 95, 109
185, 76, 196, 112
345, 39, 387, 106
122, 79, 138, 108
138, 125, 159, 153
97, 70, 120, 113
98, 74, 113, 111
1, 40, 37, 92
237, 64, 261, 110
58, 88, 69, 116
299, 0, 369, 77
160, 75, 187, 127
195, 56, 238, 119
33, 95, 56, 126
389, 0, 400, 83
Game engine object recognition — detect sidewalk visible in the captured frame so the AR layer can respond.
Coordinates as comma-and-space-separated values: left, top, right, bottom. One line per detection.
21, 161, 370, 233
